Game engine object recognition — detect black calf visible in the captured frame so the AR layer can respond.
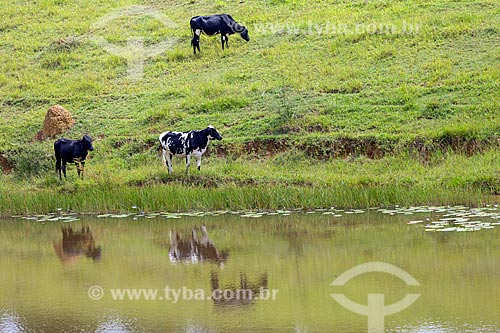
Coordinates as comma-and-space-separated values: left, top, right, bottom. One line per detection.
54, 135, 94, 179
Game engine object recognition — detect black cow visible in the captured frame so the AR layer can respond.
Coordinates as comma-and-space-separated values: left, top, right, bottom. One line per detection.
190, 14, 250, 54
54, 135, 94, 179
159, 125, 222, 174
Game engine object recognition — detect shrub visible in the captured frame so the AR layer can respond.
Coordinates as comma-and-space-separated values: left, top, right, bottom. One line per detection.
7, 145, 54, 179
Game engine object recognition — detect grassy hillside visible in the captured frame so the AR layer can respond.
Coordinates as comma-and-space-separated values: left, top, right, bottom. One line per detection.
0, 0, 499, 213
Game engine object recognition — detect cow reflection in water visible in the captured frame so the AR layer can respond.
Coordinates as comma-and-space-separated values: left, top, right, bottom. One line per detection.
210, 271, 269, 306
169, 226, 229, 265
53, 226, 101, 264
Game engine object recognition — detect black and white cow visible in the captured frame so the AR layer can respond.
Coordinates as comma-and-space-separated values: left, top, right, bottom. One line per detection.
159, 125, 222, 174
190, 14, 250, 54
54, 135, 94, 179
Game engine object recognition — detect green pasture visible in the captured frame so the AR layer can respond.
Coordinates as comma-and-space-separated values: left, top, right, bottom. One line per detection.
1, 0, 499, 213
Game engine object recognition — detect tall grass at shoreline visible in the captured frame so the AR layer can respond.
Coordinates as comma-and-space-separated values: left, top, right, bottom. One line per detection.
1, 150, 498, 216
0, 182, 489, 217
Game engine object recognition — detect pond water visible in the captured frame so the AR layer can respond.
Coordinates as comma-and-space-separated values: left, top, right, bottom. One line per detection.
1, 206, 500, 333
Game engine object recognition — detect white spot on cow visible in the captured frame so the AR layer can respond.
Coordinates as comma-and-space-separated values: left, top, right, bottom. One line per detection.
195, 29, 202, 36
194, 147, 206, 155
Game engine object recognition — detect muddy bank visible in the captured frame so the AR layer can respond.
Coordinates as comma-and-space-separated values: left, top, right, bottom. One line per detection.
1, 134, 497, 174
209, 135, 497, 162
128, 174, 313, 188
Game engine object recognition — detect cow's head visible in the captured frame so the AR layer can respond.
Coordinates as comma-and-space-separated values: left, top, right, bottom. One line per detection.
206, 125, 222, 141
239, 27, 250, 42
231, 21, 250, 42
82, 135, 94, 151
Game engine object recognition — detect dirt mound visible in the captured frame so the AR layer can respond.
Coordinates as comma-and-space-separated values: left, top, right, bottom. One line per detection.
35, 105, 75, 141
0, 154, 13, 174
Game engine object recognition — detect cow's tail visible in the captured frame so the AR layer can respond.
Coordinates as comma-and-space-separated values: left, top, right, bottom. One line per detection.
190, 25, 196, 47
159, 140, 164, 155
189, 18, 196, 37
160, 144, 167, 168
159, 139, 167, 167
54, 140, 61, 172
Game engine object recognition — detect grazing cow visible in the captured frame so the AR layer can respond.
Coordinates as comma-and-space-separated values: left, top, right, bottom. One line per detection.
169, 226, 229, 265
190, 14, 250, 54
159, 125, 222, 174
54, 135, 94, 179
210, 271, 269, 306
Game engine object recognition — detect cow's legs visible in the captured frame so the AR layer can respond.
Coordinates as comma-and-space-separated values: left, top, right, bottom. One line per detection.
161, 149, 173, 173
185, 154, 191, 175
56, 158, 62, 179
161, 148, 167, 167
75, 159, 85, 179
221, 34, 229, 50
165, 151, 173, 174
76, 161, 80, 178
192, 29, 201, 54
191, 36, 200, 54
196, 155, 202, 171
80, 161, 85, 179
62, 161, 67, 178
